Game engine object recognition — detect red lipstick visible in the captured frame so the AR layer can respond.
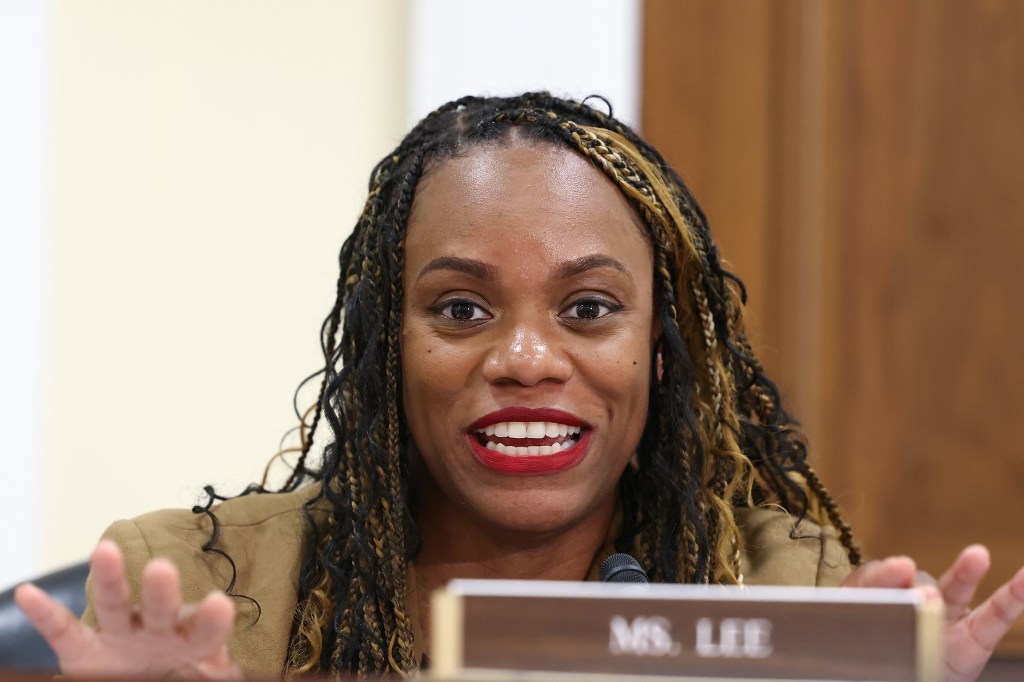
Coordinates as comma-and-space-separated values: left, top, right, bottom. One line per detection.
467, 407, 587, 431
465, 407, 592, 475
467, 431, 591, 474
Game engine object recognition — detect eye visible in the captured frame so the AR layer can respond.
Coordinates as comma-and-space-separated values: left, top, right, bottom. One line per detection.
432, 298, 491, 322
561, 297, 621, 320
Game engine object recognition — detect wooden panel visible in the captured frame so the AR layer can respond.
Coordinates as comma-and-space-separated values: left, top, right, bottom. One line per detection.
644, 0, 1024, 655
822, 0, 1024, 653
641, 0, 823, 429
641, 0, 777, 350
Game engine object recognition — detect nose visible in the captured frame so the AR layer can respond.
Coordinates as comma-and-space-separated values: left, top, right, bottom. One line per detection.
481, 319, 573, 387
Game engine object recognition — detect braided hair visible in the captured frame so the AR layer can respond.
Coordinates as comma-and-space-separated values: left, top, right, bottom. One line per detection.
277, 93, 859, 675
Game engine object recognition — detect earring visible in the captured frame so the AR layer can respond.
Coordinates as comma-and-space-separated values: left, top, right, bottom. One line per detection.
654, 340, 664, 384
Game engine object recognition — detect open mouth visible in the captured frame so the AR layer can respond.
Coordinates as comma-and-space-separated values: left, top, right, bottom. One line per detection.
473, 421, 583, 456
466, 408, 591, 475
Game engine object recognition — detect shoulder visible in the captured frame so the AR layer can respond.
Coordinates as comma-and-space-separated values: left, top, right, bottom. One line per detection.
125, 484, 321, 556
83, 484, 322, 677
735, 505, 853, 587
98, 485, 320, 596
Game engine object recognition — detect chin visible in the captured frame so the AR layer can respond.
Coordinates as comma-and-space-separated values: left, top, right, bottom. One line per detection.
473, 489, 605, 539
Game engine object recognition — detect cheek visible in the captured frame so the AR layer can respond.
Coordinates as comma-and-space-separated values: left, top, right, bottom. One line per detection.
400, 325, 478, 433
575, 331, 654, 421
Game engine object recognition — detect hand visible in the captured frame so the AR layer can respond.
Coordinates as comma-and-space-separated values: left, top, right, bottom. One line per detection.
15, 540, 243, 680
842, 546, 1024, 682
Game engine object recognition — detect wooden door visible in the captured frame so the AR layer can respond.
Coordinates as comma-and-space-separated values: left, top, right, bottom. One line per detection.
644, 0, 1024, 654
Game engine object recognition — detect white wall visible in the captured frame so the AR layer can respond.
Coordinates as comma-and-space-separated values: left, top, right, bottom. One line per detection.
3, 1, 411, 585
408, 0, 642, 128
0, 0, 51, 587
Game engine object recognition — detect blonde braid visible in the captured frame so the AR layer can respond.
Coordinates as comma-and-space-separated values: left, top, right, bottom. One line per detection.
555, 118, 756, 584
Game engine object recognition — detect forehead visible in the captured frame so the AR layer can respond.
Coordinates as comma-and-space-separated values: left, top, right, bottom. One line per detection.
404, 142, 651, 269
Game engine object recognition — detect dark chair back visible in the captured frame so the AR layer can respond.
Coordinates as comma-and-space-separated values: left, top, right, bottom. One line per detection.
0, 562, 89, 673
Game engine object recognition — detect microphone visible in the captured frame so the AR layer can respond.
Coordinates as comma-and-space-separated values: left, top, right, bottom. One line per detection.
599, 553, 649, 583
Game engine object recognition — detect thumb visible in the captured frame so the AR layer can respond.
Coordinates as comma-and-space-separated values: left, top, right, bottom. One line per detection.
842, 556, 917, 589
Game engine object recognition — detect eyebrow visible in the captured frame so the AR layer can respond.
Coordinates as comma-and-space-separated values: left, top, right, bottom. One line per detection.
416, 254, 630, 282
416, 256, 496, 282
556, 254, 630, 279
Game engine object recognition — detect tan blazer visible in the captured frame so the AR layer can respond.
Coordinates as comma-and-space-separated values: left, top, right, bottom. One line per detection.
81, 486, 852, 677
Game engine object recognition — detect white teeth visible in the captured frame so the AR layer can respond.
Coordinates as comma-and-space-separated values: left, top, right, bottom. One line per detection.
477, 421, 581, 438
483, 439, 576, 456
507, 422, 527, 438
477, 420, 583, 456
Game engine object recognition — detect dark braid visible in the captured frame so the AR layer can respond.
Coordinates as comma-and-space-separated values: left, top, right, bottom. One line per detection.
280, 93, 859, 674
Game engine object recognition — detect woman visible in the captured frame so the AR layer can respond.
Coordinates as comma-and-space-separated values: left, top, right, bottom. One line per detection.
16, 93, 1024, 680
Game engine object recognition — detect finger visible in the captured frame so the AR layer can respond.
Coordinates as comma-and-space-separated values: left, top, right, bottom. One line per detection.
966, 565, 1024, 653
14, 583, 95, 660
938, 544, 990, 624
183, 591, 236, 656
89, 540, 134, 634
842, 556, 917, 589
194, 660, 245, 682
915, 584, 943, 606
140, 558, 183, 635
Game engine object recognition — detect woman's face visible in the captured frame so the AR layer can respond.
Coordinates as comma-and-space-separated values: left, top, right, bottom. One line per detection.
401, 141, 658, 539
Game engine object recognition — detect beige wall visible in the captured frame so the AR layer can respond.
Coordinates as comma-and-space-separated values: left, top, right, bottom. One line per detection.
43, 1, 408, 569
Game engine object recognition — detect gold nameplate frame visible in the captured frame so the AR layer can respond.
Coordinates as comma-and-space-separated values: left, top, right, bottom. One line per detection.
430, 580, 943, 681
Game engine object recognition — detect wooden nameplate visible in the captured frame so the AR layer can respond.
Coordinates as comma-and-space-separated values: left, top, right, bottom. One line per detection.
430, 580, 943, 681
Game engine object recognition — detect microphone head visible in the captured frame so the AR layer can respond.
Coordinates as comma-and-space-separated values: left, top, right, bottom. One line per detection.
599, 553, 649, 583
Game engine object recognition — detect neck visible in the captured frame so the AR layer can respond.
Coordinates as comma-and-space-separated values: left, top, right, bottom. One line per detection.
410, 486, 616, 656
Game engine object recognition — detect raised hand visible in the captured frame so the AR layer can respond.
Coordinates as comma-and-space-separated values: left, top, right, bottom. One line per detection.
15, 540, 242, 680
842, 546, 1024, 682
